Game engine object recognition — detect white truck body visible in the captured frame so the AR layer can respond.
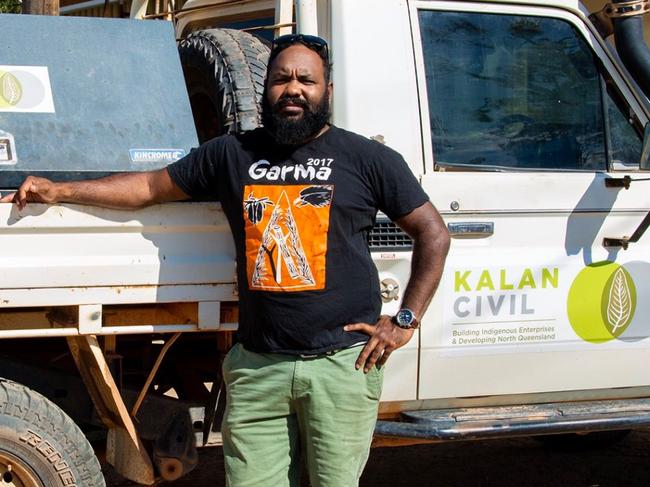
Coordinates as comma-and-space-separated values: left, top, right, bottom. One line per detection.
216, 0, 650, 410
0, 203, 236, 336
2, 0, 650, 483
4, 0, 649, 409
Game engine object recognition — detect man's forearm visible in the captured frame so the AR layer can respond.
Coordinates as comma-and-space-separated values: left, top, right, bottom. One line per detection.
3, 168, 188, 210
58, 172, 159, 209
401, 227, 450, 321
345, 216, 449, 372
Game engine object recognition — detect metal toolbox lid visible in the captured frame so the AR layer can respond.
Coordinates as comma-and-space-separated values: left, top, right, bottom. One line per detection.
0, 14, 198, 188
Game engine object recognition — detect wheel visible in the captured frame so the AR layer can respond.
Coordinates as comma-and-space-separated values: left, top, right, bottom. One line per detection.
178, 28, 270, 143
0, 379, 104, 487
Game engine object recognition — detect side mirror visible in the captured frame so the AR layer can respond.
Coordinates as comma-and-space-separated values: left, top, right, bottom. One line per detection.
640, 122, 650, 170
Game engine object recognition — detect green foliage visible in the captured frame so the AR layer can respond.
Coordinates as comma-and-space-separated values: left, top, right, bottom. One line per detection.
0, 0, 21, 13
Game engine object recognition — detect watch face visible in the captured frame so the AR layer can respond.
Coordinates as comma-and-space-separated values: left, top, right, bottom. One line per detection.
396, 309, 414, 326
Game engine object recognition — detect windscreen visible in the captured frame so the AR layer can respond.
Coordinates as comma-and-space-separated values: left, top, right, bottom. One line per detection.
0, 14, 198, 188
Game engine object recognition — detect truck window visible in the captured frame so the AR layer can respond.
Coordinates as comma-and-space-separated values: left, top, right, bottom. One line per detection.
418, 11, 640, 171
605, 82, 643, 168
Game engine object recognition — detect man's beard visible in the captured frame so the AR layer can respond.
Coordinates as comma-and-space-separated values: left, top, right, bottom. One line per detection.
262, 92, 330, 146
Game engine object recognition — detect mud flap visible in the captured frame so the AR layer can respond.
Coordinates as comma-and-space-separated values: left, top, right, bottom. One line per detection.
67, 335, 155, 485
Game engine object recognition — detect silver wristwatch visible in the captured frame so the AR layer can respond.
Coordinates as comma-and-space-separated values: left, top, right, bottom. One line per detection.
393, 308, 420, 329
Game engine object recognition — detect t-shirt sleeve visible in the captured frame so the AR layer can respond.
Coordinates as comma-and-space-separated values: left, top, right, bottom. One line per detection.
369, 143, 430, 221
166, 137, 226, 201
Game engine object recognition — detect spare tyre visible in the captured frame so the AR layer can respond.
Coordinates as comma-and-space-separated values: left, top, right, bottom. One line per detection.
178, 29, 270, 143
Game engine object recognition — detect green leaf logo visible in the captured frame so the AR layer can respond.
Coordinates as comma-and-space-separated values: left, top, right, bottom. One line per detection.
0, 72, 22, 106
567, 262, 637, 343
604, 267, 635, 337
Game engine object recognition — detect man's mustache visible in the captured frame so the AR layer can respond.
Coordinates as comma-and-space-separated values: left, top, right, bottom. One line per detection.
274, 96, 310, 112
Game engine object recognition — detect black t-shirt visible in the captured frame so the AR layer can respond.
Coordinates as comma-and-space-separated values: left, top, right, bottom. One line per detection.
168, 125, 429, 354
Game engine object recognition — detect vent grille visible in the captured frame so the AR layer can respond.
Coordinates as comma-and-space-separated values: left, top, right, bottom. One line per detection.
368, 219, 412, 251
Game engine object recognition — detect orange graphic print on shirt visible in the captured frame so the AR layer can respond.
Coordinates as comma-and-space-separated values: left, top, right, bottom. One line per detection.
243, 184, 333, 291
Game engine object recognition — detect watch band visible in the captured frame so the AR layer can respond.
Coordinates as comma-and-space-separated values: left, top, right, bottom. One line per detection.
409, 317, 420, 329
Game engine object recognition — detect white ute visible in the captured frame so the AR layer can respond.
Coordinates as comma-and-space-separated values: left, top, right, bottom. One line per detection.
1, 0, 650, 484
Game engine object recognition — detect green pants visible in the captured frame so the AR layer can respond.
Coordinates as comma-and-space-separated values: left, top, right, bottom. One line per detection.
222, 343, 383, 487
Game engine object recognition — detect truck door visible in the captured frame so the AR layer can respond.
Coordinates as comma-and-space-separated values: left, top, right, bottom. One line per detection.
411, 1, 650, 401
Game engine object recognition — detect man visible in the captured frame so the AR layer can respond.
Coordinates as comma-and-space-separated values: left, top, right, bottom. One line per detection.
1, 34, 450, 486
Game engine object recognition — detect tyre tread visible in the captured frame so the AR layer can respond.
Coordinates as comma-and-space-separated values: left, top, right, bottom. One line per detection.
178, 28, 269, 136
0, 379, 105, 487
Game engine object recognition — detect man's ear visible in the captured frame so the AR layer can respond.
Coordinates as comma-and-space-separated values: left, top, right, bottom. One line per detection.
327, 82, 333, 103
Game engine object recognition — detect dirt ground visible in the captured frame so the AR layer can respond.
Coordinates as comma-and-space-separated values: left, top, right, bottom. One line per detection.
105, 429, 650, 486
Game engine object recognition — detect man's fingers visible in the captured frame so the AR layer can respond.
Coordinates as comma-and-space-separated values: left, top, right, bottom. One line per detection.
16, 185, 32, 208
0, 192, 16, 203
14, 178, 41, 208
355, 337, 379, 371
15, 189, 26, 208
348, 317, 412, 371
344, 322, 375, 335
377, 349, 392, 367
364, 346, 384, 373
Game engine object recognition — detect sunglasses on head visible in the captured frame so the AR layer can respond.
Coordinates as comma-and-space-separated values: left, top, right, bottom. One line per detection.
270, 34, 329, 61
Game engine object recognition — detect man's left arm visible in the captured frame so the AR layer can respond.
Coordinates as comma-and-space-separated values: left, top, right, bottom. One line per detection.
344, 202, 450, 372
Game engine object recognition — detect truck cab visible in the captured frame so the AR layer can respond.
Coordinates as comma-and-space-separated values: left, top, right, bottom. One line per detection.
166, 0, 650, 426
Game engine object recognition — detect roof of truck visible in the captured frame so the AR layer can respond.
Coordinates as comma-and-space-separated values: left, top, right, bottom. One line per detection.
173, 0, 596, 38
422, 0, 591, 14
480, 0, 583, 6
176, 0, 593, 18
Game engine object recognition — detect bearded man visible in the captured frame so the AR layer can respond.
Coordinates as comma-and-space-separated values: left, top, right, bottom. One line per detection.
2, 35, 450, 486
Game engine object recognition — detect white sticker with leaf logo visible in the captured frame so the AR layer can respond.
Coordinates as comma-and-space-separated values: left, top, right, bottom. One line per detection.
0, 66, 55, 113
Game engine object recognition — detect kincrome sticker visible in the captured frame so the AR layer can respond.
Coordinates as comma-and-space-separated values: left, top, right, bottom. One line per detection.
129, 149, 186, 164
0, 130, 17, 165
0, 66, 55, 113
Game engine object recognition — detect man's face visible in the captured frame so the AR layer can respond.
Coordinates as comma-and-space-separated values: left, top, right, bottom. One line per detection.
262, 44, 332, 146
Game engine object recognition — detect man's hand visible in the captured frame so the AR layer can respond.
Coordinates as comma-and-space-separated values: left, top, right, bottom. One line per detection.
0, 176, 59, 209
344, 315, 414, 373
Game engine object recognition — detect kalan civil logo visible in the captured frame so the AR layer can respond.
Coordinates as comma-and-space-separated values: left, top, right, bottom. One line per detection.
567, 261, 637, 343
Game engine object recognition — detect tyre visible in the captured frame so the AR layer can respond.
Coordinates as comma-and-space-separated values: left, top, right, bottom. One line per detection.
178, 28, 270, 143
0, 379, 104, 487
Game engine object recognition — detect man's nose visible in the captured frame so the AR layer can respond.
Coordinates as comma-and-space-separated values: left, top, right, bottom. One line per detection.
284, 79, 302, 97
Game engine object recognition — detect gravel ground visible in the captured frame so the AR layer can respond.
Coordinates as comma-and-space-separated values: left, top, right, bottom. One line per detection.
105, 429, 650, 486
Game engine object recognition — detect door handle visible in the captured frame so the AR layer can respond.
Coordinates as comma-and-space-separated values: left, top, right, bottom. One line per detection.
448, 222, 494, 238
